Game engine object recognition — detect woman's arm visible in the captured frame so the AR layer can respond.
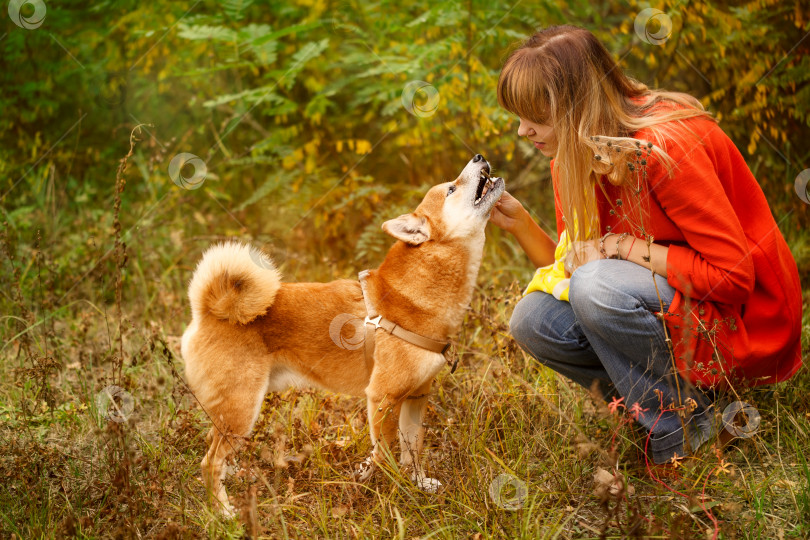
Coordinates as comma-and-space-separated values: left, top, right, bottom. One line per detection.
490, 191, 557, 268
640, 125, 755, 304
572, 123, 756, 303
620, 235, 669, 277
608, 234, 670, 276
564, 233, 669, 277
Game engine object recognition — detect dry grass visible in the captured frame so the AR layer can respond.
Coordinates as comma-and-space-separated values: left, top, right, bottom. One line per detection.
0, 138, 808, 539
1, 257, 808, 539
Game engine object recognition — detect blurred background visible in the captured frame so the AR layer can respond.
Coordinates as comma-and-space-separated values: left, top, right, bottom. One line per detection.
1, 0, 808, 324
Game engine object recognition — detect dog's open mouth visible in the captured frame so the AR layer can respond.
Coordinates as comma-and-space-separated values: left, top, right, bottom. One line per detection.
474, 169, 494, 206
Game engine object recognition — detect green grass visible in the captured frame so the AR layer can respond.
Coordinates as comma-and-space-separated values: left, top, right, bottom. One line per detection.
2, 0, 808, 534
1, 137, 808, 538
0, 237, 808, 538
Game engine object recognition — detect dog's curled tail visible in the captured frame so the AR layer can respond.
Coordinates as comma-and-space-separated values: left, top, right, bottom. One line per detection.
187, 241, 282, 325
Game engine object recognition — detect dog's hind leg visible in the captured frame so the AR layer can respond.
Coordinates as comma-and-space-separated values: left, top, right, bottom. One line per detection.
398, 381, 442, 493
200, 377, 268, 516
202, 428, 243, 516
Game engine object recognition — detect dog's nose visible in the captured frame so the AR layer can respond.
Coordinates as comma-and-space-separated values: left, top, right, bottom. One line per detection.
473, 154, 484, 163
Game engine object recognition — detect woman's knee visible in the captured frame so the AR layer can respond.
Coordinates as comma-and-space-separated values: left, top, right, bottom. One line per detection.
568, 261, 610, 324
569, 259, 672, 325
508, 292, 580, 356
508, 293, 538, 347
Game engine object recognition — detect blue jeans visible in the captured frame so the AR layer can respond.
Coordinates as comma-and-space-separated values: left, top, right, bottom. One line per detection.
509, 259, 716, 464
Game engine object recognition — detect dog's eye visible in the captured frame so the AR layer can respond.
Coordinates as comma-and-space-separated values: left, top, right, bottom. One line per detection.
447, 185, 456, 196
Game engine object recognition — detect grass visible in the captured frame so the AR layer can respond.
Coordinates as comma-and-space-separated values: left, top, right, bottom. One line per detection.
1, 140, 808, 539
1, 254, 808, 538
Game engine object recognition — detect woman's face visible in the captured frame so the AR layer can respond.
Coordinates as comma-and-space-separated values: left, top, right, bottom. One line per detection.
517, 117, 558, 157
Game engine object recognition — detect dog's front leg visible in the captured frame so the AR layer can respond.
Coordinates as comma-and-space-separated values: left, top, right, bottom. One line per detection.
355, 393, 400, 481
399, 382, 442, 493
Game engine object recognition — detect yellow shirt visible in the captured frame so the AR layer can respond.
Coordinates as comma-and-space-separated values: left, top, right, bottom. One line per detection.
523, 229, 573, 301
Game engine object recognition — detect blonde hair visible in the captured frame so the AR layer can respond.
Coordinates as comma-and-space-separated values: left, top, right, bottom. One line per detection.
497, 25, 715, 243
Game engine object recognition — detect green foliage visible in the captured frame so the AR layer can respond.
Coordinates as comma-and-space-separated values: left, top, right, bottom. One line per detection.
0, 0, 808, 537
1, 0, 807, 271
0, 5, 802, 217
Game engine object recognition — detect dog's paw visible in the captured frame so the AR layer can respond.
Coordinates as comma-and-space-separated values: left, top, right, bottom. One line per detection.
223, 463, 239, 478
219, 501, 238, 519
414, 476, 442, 493
214, 491, 237, 518
354, 456, 376, 482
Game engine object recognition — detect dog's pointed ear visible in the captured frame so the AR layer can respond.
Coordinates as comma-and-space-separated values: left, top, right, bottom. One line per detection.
382, 213, 430, 245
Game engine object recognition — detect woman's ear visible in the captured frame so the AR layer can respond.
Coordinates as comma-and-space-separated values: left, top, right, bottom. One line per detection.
381, 214, 430, 245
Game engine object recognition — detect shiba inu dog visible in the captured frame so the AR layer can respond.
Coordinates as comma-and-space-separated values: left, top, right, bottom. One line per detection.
181, 154, 504, 514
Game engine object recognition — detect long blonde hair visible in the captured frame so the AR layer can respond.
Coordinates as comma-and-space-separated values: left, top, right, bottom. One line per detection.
497, 25, 715, 243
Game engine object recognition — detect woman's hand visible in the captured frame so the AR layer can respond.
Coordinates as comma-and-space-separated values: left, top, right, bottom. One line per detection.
489, 191, 557, 268
489, 191, 527, 234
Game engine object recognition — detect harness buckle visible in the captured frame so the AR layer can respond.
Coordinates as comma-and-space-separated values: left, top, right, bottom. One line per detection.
364, 314, 382, 329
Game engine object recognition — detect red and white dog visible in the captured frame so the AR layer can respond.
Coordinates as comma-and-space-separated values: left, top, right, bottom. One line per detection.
181, 155, 504, 514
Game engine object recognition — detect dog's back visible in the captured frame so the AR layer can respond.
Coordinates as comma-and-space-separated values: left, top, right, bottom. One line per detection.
182, 241, 370, 399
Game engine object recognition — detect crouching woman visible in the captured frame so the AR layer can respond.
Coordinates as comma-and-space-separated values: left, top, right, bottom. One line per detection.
490, 25, 803, 465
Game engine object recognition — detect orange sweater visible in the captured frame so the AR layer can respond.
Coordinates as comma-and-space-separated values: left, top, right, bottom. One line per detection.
552, 115, 802, 389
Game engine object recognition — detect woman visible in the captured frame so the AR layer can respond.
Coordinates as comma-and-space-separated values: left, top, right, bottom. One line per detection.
491, 25, 802, 466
